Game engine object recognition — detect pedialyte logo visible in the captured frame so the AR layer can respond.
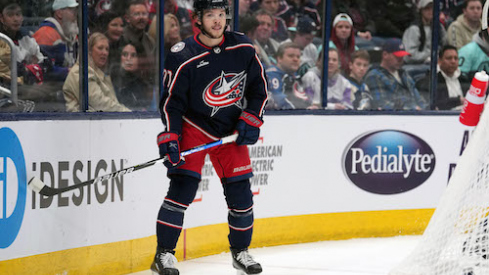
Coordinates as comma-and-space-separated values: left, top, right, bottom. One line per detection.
343, 130, 435, 194
0, 128, 27, 248
203, 71, 246, 116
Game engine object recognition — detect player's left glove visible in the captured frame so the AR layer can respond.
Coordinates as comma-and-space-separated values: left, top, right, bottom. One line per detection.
157, 132, 185, 168
235, 111, 263, 146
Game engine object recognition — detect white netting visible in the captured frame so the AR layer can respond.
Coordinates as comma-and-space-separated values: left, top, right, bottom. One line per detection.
390, 100, 489, 275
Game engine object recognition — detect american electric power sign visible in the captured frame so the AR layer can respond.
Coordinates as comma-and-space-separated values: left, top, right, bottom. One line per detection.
0, 127, 27, 249
343, 130, 436, 194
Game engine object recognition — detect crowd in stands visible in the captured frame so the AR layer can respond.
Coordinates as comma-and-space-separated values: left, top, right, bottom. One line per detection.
0, 0, 484, 112
263, 0, 479, 111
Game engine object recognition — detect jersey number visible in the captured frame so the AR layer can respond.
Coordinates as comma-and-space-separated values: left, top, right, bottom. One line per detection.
163, 69, 173, 88
271, 78, 280, 90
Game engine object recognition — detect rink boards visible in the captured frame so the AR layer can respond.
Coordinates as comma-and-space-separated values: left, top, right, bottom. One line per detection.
0, 114, 471, 274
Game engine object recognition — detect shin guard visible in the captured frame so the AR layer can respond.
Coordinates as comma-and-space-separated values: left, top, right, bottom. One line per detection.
224, 179, 254, 249
157, 175, 200, 250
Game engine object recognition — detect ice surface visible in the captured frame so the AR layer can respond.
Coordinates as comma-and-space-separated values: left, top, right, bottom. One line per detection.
130, 235, 420, 275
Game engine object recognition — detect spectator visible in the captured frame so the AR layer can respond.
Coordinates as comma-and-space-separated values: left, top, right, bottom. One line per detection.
367, 0, 416, 39
165, 0, 193, 39
447, 0, 482, 50
332, 0, 380, 49
403, 0, 447, 65
149, 13, 182, 55
347, 50, 373, 110
123, 0, 156, 85
266, 42, 309, 109
239, 14, 259, 40
289, 0, 321, 34
251, 0, 294, 26
283, 15, 318, 77
0, 1, 47, 109
33, 0, 78, 71
254, 0, 289, 41
440, 0, 465, 27
402, 0, 447, 81
91, 11, 125, 70
253, 10, 280, 68
458, 29, 489, 79
88, 0, 114, 31
325, 48, 354, 109
364, 38, 427, 110
0, 0, 70, 111
239, 14, 261, 54
63, 32, 130, 112
239, 0, 252, 16
300, 51, 322, 109
111, 41, 152, 110
416, 45, 469, 110
329, 13, 358, 75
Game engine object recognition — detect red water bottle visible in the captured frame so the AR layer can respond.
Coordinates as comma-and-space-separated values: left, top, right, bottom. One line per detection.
459, 71, 489, 126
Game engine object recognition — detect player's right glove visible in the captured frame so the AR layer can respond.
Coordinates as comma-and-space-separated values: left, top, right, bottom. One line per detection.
235, 111, 263, 146
157, 132, 185, 168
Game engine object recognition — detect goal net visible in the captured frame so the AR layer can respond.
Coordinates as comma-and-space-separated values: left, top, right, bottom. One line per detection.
390, 99, 489, 275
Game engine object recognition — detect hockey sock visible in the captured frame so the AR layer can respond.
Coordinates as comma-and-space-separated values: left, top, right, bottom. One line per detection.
224, 179, 254, 249
157, 174, 199, 249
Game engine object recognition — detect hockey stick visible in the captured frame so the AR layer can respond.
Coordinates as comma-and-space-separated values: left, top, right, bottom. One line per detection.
28, 133, 239, 197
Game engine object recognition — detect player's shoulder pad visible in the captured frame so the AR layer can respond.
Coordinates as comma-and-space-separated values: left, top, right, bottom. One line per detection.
166, 36, 205, 68
226, 31, 254, 47
170, 41, 186, 53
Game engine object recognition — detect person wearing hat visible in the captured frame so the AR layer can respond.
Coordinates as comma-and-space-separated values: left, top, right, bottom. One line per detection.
282, 15, 318, 77
447, 0, 482, 50
289, 0, 321, 34
331, 0, 380, 49
329, 13, 358, 76
402, 0, 447, 82
33, 0, 79, 75
364, 38, 427, 110
402, 0, 447, 65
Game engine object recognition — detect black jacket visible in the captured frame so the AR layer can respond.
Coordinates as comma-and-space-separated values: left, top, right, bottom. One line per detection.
416, 71, 470, 110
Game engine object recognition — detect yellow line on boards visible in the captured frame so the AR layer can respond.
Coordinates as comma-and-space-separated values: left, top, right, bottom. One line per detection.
0, 209, 433, 275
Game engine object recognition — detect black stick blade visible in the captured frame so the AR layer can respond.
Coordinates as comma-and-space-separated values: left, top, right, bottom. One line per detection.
28, 177, 58, 196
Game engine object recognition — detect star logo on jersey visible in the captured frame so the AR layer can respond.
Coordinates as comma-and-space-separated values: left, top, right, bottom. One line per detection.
203, 71, 247, 116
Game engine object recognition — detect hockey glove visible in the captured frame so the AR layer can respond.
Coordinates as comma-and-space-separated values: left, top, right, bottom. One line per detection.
157, 132, 185, 168
235, 111, 263, 146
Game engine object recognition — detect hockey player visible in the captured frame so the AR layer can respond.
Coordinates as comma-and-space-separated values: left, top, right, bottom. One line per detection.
152, 0, 268, 274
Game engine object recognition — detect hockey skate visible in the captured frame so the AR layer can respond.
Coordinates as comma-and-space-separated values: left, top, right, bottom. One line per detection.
150, 247, 179, 275
231, 248, 262, 274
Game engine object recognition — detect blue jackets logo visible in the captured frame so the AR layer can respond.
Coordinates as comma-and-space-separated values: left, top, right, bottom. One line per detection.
343, 130, 436, 194
0, 128, 27, 248
203, 71, 246, 116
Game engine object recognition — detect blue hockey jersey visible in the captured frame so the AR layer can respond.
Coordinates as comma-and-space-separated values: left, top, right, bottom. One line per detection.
160, 32, 268, 138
